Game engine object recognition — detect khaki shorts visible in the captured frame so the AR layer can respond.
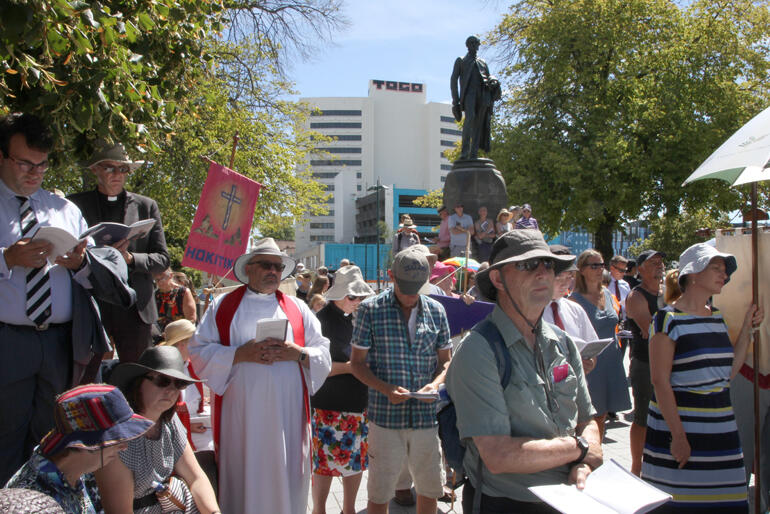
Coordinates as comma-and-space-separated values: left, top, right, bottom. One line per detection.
367, 422, 445, 504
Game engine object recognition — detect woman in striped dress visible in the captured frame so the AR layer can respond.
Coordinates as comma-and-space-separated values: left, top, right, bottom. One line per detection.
642, 243, 763, 512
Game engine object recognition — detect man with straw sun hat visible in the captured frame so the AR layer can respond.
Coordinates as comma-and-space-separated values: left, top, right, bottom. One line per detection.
159, 319, 207, 448
189, 237, 331, 514
5, 384, 153, 513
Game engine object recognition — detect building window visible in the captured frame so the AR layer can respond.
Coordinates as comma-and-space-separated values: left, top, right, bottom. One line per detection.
310, 235, 335, 242
440, 115, 456, 123
311, 110, 362, 116
356, 172, 362, 178
440, 164, 452, 171
325, 195, 335, 204
314, 147, 362, 154
312, 172, 339, 179
441, 128, 462, 136
441, 176, 446, 182
310, 223, 335, 229
357, 185, 362, 191
310, 122, 362, 129
323, 184, 335, 191
327, 210, 334, 216
440, 140, 456, 147
310, 160, 363, 166
312, 134, 362, 141
440, 152, 448, 159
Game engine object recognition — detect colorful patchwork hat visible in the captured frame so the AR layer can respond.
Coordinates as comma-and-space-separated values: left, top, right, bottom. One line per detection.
39, 384, 153, 456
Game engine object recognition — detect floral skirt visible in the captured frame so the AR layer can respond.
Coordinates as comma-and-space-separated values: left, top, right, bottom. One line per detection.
311, 408, 368, 477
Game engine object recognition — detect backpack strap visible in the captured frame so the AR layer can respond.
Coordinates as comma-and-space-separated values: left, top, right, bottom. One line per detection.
468, 317, 512, 514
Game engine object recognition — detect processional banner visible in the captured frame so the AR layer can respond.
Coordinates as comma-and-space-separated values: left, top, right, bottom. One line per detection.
182, 162, 262, 277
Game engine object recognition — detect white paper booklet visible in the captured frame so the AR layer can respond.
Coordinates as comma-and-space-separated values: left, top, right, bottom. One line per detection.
529, 459, 671, 514
80, 219, 156, 246
32, 226, 81, 263
255, 318, 288, 342
573, 337, 615, 360
406, 391, 440, 401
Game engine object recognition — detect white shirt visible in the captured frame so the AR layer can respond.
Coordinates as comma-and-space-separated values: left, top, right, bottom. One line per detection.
0, 180, 88, 324
608, 277, 630, 318
542, 297, 598, 344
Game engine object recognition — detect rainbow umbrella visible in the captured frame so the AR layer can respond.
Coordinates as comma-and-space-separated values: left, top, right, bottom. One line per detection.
442, 256, 480, 272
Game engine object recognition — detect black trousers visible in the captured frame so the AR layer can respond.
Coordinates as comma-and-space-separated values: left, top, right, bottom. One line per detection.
0, 322, 71, 484
462, 481, 560, 514
100, 302, 152, 363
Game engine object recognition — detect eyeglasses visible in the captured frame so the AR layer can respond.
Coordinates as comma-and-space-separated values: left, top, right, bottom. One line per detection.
97, 163, 131, 174
346, 295, 364, 302
248, 261, 285, 272
612, 265, 627, 273
9, 156, 48, 174
143, 374, 190, 390
513, 258, 555, 272
583, 262, 605, 270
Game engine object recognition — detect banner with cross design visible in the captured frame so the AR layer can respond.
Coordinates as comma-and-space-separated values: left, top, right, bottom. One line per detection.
182, 162, 262, 276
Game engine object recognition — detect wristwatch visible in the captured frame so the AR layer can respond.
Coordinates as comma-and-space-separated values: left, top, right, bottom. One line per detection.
298, 351, 307, 362
572, 435, 589, 465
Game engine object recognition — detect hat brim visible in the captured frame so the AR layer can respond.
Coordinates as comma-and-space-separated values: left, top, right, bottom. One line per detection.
476, 251, 574, 300
233, 251, 296, 284
82, 158, 145, 171
109, 362, 202, 393
325, 280, 374, 301
40, 412, 153, 456
679, 253, 737, 284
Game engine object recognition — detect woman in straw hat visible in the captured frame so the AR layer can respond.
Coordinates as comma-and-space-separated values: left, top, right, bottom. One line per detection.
159, 319, 207, 449
96, 346, 219, 513
310, 266, 374, 514
6, 384, 153, 513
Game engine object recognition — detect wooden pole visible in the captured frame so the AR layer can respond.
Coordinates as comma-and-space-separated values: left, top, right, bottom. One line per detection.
200, 134, 240, 317
751, 182, 761, 514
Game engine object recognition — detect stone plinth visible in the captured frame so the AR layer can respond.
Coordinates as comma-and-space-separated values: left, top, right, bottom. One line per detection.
443, 158, 508, 221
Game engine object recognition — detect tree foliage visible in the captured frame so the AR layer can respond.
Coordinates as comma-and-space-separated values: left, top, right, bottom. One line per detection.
0, 0, 224, 160
488, 0, 770, 258
627, 209, 728, 260
413, 188, 444, 209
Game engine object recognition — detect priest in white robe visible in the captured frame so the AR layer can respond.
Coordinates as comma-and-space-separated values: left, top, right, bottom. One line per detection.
189, 238, 331, 514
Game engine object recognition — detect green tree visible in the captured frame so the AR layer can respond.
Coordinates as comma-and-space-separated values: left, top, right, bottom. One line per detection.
628, 209, 728, 260
260, 225, 296, 241
488, 0, 770, 257
413, 188, 444, 209
0, 0, 224, 160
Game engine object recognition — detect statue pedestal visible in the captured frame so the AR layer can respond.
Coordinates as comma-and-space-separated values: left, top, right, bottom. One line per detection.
443, 159, 508, 222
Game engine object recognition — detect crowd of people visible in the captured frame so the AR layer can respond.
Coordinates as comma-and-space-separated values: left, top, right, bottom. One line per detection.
0, 110, 767, 514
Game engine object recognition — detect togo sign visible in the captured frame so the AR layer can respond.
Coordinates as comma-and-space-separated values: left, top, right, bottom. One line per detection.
371, 80, 424, 93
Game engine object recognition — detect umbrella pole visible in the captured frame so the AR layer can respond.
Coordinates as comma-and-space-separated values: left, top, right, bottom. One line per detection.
751, 182, 761, 514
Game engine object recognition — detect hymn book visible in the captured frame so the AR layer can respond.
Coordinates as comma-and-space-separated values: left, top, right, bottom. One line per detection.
80, 219, 156, 246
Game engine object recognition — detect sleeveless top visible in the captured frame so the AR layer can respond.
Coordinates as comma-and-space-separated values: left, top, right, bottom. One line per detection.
628, 286, 661, 362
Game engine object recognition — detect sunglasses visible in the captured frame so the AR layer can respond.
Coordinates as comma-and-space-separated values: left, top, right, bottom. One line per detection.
144, 374, 190, 390
612, 265, 627, 273
346, 295, 364, 301
513, 258, 555, 272
249, 261, 286, 272
584, 262, 605, 270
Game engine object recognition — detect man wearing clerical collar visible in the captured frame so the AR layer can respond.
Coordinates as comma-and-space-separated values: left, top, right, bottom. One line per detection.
189, 237, 331, 514
67, 141, 169, 367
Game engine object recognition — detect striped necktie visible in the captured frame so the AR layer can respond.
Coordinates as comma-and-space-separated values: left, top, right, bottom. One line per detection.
17, 195, 51, 327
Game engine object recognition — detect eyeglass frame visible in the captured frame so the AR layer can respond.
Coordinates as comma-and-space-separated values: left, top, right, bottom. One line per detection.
8, 155, 49, 174
95, 162, 131, 174
583, 262, 605, 270
346, 295, 365, 302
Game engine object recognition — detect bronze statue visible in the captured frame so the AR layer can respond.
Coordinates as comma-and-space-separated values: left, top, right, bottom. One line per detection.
450, 36, 502, 160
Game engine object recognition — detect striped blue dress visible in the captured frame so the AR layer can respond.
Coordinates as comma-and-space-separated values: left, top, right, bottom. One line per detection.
642, 306, 748, 513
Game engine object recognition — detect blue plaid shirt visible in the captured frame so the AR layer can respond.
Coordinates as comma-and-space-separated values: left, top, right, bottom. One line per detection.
351, 288, 451, 429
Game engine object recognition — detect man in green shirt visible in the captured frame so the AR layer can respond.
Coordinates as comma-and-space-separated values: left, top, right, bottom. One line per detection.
445, 230, 603, 512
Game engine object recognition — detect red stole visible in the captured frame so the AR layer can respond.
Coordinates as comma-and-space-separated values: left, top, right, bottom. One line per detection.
212, 285, 310, 457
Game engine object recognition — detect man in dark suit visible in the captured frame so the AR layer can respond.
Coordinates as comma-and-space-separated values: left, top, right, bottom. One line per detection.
68, 142, 169, 363
450, 35, 502, 160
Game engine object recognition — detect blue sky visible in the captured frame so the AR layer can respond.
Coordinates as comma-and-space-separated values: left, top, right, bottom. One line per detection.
288, 0, 509, 103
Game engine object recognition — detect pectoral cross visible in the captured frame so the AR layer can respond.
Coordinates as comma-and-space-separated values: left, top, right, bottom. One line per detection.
220, 185, 241, 230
